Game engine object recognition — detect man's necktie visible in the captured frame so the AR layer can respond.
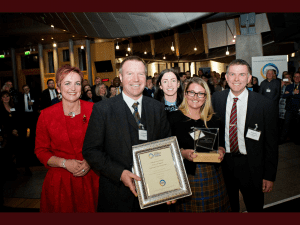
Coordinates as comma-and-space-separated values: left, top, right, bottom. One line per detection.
229, 98, 239, 153
27, 94, 32, 110
132, 102, 141, 127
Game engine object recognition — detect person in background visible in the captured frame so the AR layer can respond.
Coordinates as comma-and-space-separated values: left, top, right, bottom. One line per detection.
82, 79, 89, 87
91, 76, 101, 97
185, 71, 191, 79
41, 79, 58, 110
167, 77, 230, 212
92, 83, 103, 103
35, 65, 99, 212
108, 86, 117, 98
81, 90, 93, 102
143, 76, 155, 98
212, 76, 222, 92
201, 75, 214, 95
179, 72, 187, 84
259, 69, 281, 103
280, 72, 300, 145
154, 68, 184, 114
252, 76, 260, 92
220, 78, 229, 91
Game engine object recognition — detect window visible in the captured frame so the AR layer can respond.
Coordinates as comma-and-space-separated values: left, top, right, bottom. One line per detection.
63, 49, 70, 62
48, 52, 54, 73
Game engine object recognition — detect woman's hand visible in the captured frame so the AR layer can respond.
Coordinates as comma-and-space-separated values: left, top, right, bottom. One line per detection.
72, 159, 91, 177
181, 149, 197, 162
12, 129, 18, 136
64, 159, 86, 175
218, 147, 226, 161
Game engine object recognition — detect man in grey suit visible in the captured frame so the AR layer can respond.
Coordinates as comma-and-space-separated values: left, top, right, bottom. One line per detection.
211, 59, 278, 212
82, 56, 173, 212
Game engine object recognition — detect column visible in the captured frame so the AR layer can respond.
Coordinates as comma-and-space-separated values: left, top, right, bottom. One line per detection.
38, 43, 45, 90
53, 41, 59, 73
10, 48, 18, 90
85, 39, 93, 85
69, 39, 75, 67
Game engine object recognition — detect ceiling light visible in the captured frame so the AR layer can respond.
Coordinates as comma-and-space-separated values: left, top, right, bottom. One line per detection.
81, 45, 84, 49
126, 53, 128, 56
163, 55, 166, 59
144, 51, 147, 54
291, 52, 295, 57
232, 39, 235, 43
51, 25, 54, 28
194, 46, 197, 51
116, 42, 119, 50
234, 35, 236, 38
51, 37, 53, 39
41, 38, 44, 41
171, 42, 175, 51
127, 44, 131, 51
72, 35, 75, 37
53, 43, 57, 47
226, 46, 229, 56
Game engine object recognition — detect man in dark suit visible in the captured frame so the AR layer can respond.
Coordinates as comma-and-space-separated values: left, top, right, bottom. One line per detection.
82, 56, 173, 212
211, 59, 278, 212
40, 79, 58, 110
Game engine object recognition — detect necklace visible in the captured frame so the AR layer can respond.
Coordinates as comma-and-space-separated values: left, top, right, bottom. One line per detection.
68, 112, 76, 118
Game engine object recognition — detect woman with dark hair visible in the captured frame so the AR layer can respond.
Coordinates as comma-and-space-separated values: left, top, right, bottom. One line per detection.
35, 65, 99, 212
252, 76, 260, 92
167, 77, 230, 212
82, 90, 93, 102
154, 68, 184, 113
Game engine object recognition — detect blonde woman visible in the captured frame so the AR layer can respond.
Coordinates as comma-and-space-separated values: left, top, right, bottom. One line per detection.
167, 77, 231, 212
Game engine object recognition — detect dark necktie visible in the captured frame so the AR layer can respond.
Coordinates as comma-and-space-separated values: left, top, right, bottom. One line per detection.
229, 98, 239, 153
132, 102, 141, 127
27, 94, 32, 110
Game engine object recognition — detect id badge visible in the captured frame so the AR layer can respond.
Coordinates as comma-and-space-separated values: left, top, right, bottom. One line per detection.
246, 124, 261, 141
139, 129, 147, 141
10, 108, 15, 112
266, 88, 271, 93
31, 100, 35, 102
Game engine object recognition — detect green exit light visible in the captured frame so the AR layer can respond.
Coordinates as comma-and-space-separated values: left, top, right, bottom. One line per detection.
24, 51, 30, 55
0, 55, 4, 58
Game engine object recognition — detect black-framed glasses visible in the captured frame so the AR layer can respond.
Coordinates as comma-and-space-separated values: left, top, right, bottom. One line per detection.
186, 91, 206, 98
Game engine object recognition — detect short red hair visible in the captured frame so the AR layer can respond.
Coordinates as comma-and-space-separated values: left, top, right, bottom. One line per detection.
56, 65, 83, 87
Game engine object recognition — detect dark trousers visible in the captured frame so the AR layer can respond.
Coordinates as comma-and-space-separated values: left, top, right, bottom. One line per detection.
281, 110, 298, 142
221, 154, 264, 212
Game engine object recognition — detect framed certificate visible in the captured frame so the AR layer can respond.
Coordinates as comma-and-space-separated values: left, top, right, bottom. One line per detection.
132, 136, 192, 209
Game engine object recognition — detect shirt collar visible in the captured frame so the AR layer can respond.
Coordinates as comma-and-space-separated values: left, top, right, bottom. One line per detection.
229, 87, 248, 102
122, 92, 143, 108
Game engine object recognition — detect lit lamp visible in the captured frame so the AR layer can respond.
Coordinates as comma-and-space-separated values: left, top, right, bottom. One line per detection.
171, 42, 175, 51
163, 55, 166, 59
232, 39, 235, 43
126, 53, 128, 56
116, 42, 119, 50
144, 51, 147, 54
53, 43, 57, 47
81, 45, 84, 49
226, 46, 229, 55
127, 44, 131, 51
194, 46, 197, 51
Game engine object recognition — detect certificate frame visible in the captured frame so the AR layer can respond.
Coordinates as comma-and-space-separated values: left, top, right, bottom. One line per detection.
132, 136, 192, 209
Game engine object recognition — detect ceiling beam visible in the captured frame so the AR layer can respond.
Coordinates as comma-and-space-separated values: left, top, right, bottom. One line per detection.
202, 23, 209, 54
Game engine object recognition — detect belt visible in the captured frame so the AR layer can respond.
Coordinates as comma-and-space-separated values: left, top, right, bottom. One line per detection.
227, 152, 247, 157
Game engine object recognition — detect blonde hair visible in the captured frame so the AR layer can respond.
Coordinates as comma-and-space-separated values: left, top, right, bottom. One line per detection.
178, 77, 214, 128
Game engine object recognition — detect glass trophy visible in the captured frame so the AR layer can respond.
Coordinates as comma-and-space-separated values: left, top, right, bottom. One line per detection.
190, 127, 219, 153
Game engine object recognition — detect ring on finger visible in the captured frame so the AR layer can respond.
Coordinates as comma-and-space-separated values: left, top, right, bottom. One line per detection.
82, 169, 85, 172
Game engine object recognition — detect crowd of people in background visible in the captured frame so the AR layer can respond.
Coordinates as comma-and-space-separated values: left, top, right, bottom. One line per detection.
0, 55, 299, 212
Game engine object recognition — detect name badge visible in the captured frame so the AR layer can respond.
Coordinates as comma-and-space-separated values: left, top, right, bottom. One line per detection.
139, 130, 147, 141
266, 88, 271, 92
10, 108, 16, 112
31, 100, 35, 102
246, 128, 261, 141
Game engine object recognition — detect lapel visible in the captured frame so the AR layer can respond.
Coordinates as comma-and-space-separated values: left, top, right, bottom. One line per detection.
245, 91, 258, 132
220, 89, 230, 124
142, 97, 154, 141
111, 94, 132, 152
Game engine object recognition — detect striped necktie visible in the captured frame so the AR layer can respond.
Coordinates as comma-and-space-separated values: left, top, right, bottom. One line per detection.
229, 98, 239, 153
132, 102, 141, 127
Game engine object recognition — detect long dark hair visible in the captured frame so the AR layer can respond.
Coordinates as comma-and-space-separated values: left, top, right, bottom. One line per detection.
1, 90, 14, 108
154, 68, 183, 107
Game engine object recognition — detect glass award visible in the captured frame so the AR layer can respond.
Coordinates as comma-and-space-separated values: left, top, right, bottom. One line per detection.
191, 127, 219, 152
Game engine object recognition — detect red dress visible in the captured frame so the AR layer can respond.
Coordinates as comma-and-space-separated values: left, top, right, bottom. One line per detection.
35, 100, 99, 212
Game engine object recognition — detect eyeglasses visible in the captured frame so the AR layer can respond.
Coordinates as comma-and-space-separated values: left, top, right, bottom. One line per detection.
186, 91, 206, 98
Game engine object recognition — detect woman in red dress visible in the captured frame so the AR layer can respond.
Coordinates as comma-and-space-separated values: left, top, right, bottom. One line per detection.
35, 65, 99, 212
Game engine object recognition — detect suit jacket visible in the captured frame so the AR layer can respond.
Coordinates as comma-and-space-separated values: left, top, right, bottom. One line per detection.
82, 94, 171, 212
282, 83, 300, 112
40, 88, 58, 110
211, 89, 278, 190
19, 92, 39, 113
259, 79, 281, 102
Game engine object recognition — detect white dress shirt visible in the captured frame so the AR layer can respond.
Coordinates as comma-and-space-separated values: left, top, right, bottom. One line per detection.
49, 89, 57, 100
122, 92, 143, 118
225, 88, 248, 154
24, 93, 33, 112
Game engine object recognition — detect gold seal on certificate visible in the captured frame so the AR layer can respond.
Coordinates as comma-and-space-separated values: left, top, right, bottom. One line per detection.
132, 136, 191, 209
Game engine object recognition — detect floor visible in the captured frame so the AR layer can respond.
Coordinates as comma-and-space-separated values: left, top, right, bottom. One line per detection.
2, 141, 300, 212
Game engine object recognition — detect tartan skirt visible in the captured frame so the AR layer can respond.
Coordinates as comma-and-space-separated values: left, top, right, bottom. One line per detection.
176, 163, 231, 212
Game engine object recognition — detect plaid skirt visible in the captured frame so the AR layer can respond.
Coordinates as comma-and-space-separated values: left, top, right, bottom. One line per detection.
176, 163, 231, 212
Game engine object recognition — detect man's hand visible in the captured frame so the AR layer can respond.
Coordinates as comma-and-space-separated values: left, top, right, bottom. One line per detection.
294, 89, 299, 95
121, 170, 141, 197
262, 179, 274, 193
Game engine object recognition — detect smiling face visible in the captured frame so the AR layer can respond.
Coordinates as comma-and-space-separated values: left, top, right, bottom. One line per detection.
266, 70, 274, 81
185, 83, 206, 110
160, 72, 180, 98
57, 72, 82, 103
23, 85, 30, 94
48, 80, 55, 89
119, 60, 146, 100
99, 84, 106, 96
86, 90, 92, 99
225, 64, 252, 97
1, 94, 10, 103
